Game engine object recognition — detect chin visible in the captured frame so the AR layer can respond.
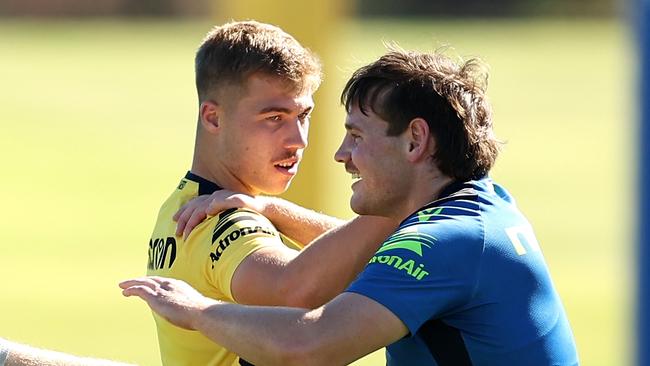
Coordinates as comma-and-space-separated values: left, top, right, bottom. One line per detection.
260, 182, 291, 196
350, 196, 372, 216
351, 192, 394, 217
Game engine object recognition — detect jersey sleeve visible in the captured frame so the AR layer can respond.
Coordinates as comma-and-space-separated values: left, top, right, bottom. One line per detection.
205, 208, 285, 301
279, 233, 303, 250
345, 217, 484, 335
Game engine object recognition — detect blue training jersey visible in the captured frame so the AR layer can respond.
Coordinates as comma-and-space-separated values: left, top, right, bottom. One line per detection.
346, 178, 579, 366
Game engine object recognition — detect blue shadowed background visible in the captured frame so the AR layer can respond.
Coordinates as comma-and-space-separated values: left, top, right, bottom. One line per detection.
638, 0, 649, 364
0, 0, 637, 365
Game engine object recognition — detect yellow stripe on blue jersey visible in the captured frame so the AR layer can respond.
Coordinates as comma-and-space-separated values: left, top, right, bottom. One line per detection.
147, 172, 302, 366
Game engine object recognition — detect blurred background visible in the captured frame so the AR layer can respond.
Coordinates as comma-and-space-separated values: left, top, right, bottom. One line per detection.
0, 0, 637, 365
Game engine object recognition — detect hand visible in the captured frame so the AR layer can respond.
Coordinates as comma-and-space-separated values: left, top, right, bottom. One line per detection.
174, 190, 267, 239
119, 276, 217, 330
173, 194, 212, 239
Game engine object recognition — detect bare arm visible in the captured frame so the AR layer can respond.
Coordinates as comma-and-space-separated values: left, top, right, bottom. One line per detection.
120, 277, 408, 366
252, 196, 345, 244
1, 339, 135, 366
232, 215, 397, 308
174, 191, 344, 244
175, 191, 399, 308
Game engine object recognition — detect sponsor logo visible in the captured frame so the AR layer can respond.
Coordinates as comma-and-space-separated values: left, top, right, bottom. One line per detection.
209, 225, 277, 268
368, 229, 436, 280
417, 207, 443, 222
376, 238, 430, 256
177, 180, 187, 190
369, 255, 429, 280
148, 236, 177, 270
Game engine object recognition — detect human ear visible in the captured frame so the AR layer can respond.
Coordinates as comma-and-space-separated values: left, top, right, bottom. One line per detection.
405, 118, 432, 162
199, 101, 221, 134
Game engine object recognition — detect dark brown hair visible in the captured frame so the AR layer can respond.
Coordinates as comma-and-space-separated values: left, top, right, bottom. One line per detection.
195, 20, 322, 102
341, 48, 501, 181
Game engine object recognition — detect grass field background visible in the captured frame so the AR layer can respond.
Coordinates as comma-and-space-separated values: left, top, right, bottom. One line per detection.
0, 18, 633, 365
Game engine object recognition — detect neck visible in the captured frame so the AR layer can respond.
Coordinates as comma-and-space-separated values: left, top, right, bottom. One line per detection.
191, 137, 258, 196
391, 173, 454, 222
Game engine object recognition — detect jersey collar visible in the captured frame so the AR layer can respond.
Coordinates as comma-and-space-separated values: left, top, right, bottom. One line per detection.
184, 171, 223, 195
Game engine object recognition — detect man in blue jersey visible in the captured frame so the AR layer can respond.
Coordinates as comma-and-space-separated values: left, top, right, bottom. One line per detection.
121, 48, 579, 365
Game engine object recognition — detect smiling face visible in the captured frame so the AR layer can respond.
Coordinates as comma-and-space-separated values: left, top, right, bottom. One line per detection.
334, 105, 414, 218
211, 73, 314, 195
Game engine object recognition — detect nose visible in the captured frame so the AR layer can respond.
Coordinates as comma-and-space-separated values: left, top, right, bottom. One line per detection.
285, 118, 308, 150
334, 135, 350, 164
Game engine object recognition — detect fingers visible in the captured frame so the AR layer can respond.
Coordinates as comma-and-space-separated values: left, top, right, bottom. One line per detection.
119, 276, 179, 296
174, 191, 254, 237
121, 284, 157, 298
175, 196, 212, 237
183, 209, 207, 240
119, 277, 162, 301
119, 277, 161, 290
206, 199, 223, 216
205, 192, 231, 216
206, 194, 249, 216
173, 201, 189, 222
175, 205, 194, 237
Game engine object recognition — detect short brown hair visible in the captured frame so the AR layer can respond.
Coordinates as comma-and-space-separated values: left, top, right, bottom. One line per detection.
195, 20, 322, 101
341, 48, 501, 181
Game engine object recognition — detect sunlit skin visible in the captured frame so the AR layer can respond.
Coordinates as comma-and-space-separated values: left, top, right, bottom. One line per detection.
119, 106, 452, 366
192, 73, 314, 196
335, 105, 448, 221
160, 72, 399, 313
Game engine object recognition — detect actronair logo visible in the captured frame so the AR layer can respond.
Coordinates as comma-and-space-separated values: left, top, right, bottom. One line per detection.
368, 228, 436, 281
209, 223, 277, 268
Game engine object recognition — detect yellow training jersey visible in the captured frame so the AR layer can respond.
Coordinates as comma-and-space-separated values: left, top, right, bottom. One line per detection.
147, 172, 302, 366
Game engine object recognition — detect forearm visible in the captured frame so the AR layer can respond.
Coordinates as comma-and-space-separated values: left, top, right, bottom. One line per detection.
194, 301, 319, 366
260, 197, 345, 244
189, 294, 398, 366
279, 215, 397, 308
120, 278, 406, 366
1, 339, 135, 366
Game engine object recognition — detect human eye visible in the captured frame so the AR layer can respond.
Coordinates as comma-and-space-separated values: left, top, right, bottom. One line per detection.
265, 114, 283, 122
298, 111, 311, 124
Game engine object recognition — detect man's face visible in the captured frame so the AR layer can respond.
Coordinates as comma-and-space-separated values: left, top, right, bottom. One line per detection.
335, 105, 412, 217
217, 74, 314, 195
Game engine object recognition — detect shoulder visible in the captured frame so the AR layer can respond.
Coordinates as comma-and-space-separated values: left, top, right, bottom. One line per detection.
399, 194, 483, 245
397, 179, 515, 242
213, 208, 275, 233
210, 208, 278, 246
371, 192, 486, 274
406, 184, 481, 225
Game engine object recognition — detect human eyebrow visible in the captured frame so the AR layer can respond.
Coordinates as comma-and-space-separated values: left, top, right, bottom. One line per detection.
259, 103, 314, 115
344, 122, 361, 131
299, 106, 313, 116
258, 106, 293, 115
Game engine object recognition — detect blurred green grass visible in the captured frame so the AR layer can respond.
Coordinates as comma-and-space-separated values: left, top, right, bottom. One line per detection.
0, 19, 632, 365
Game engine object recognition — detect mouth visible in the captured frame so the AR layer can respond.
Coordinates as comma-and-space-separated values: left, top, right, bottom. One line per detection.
274, 157, 300, 175
350, 171, 362, 186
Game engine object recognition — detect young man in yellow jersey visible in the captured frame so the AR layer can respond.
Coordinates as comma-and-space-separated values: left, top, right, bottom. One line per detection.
144, 20, 396, 366
0, 21, 395, 366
